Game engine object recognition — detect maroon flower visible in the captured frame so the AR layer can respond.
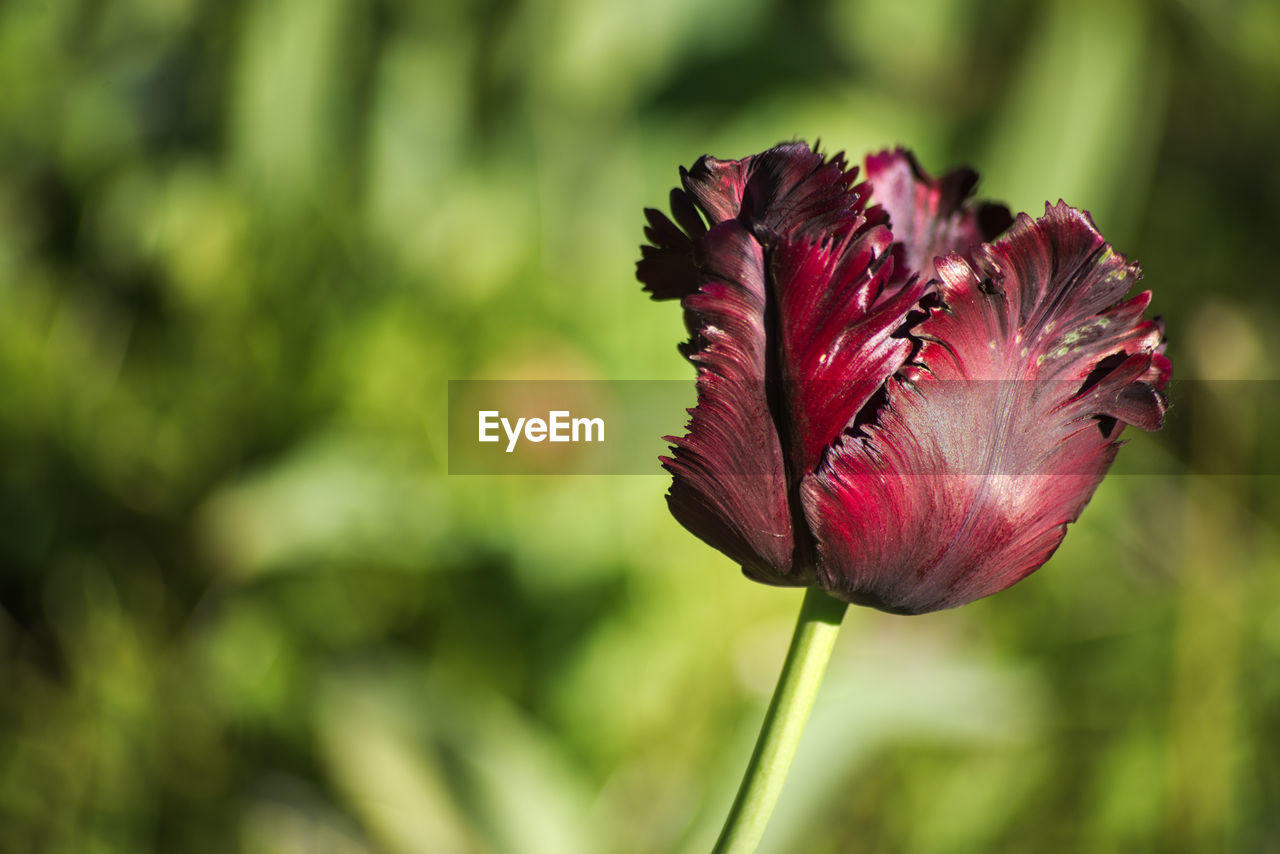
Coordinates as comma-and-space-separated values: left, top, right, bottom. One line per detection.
637, 142, 1169, 614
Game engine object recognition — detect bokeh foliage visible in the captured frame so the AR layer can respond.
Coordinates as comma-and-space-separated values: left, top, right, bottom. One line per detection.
1, 0, 1278, 852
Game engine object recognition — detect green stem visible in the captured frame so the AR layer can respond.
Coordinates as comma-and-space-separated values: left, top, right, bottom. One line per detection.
712, 587, 849, 854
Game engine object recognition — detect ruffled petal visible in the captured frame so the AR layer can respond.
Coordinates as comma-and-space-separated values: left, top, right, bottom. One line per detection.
656, 143, 924, 584
864, 148, 1012, 284
684, 142, 864, 238
637, 189, 707, 300
802, 203, 1169, 614
637, 142, 872, 302
662, 221, 798, 582
766, 226, 925, 477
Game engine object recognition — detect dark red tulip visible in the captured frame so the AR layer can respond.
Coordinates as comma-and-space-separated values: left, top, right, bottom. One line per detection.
637, 142, 1169, 614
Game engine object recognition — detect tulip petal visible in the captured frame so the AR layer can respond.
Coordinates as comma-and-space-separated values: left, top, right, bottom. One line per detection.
637, 189, 707, 300
865, 148, 1013, 284
637, 143, 870, 302
662, 221, 799, 582
767, 227, 926, 477
651, 143, 924, 583
803, 203, 1169, 614
684, 142, 864, 237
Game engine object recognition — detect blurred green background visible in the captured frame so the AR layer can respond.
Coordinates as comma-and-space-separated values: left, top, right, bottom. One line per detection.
2, 0, 1278, 851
